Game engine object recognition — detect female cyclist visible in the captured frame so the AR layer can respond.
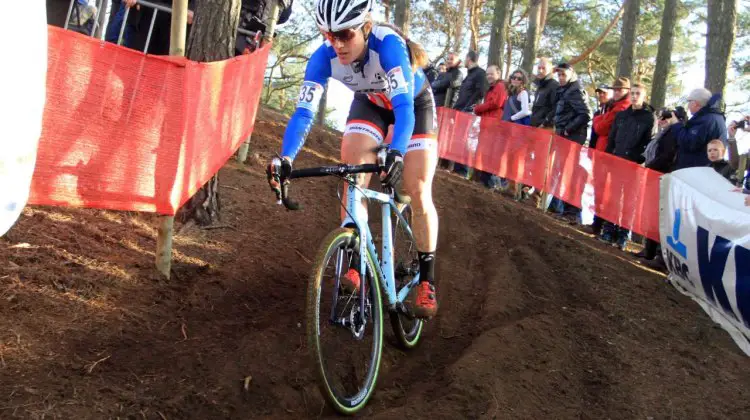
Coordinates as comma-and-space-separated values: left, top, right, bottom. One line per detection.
266, 0, 439, 318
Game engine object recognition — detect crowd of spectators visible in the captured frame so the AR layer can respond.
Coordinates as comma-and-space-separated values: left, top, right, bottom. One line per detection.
428, 50, 750, 271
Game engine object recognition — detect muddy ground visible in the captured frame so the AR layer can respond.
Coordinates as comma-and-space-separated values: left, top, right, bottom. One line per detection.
1, 108, 749, 419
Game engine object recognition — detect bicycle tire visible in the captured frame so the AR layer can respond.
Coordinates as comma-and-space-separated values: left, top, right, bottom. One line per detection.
389, 205, 424, 349
306, 228, 384, 415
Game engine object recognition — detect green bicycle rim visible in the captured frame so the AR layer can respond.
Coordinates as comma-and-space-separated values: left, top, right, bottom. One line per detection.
306, 228, 384, 415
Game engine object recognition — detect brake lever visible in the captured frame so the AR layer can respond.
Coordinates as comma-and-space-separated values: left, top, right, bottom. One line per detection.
280, 180, 302, 210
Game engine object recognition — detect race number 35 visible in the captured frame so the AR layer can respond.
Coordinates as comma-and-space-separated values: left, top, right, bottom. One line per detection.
386, 67, 408, 98
297, 81, 324, 111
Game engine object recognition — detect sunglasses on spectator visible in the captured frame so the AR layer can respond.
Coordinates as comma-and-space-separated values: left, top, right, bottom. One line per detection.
510, 75, 523, 81
322, 24, 364, 43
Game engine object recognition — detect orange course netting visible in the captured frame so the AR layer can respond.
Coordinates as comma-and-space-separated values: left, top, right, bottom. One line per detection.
436, 108, 660, 241
29, 26, 269, 215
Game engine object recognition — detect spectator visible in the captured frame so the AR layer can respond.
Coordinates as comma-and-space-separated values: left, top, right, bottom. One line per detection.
236, 0, 295, 55
589, 84, 613, 148
502, 69, 532, 126
432, 52, 464, 170
603, 83, 656, 249
431, 52, 463, 109
548, 62, 591, 219
121, 0, 195, 55
530, 57, 559, 129
707, 139, 738, 183
673, 88, 727, 170
728, 116, 750, 189
424, 63, 440, 84
473, 65, 507, 121
68, 0, 98, 34
633, 106, 687, 266
553, 63, 592, 144
584, 78, 631, 236
438, 62, 447, 73
453, 50, 489, 113
474, 65, 508, 189
502, 68, 533, 197
452, 50, 489, 177
592, 78, 632, 152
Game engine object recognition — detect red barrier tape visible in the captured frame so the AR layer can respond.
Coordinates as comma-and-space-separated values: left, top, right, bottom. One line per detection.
436, 108, 660, 241
29, 26, 269, 215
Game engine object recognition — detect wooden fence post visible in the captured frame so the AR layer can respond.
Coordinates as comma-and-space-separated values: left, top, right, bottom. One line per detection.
537, 134, 554, 211
155, 0, 188, 279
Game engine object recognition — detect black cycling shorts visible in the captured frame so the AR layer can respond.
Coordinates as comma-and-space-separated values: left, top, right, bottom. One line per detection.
345, 86, 438, 154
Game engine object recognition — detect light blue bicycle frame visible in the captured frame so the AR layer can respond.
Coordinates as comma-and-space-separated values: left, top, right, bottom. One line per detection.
341, 183, 420, 309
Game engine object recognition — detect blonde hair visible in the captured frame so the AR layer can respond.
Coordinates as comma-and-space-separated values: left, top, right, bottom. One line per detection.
708, 139, 725, 151
373, 22, 428, 71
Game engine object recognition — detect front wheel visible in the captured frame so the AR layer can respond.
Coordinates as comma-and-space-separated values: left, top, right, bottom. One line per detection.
306, 228, 383, 415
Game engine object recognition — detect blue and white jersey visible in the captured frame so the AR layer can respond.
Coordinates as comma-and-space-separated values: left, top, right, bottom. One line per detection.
281, 25, 427, 159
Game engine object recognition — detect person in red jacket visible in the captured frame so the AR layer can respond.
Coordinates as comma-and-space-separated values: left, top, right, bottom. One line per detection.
474, 65, 508, 120
584, 77, 631, 236
592, 77, 632, 152
474, 65, 508, 188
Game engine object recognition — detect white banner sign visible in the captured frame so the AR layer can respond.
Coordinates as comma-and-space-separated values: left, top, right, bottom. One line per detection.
660, 168, 750, 356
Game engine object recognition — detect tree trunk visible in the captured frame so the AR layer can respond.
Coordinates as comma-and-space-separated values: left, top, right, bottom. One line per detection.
454, 0, 467, 51
705, 0, 738, 97
468, 0, 484, 53
616, 0, 639, 78
521, 0, 542, 76
384, 1, 391, 23
317, 84, 328, 126
488, 0, 510, 68
394, 0, 410, 35
650, 0, 679, 110
504, 0, 515, 78
568, 1, 625, 66
178, 0, 242, 226
539, 0, 548, 34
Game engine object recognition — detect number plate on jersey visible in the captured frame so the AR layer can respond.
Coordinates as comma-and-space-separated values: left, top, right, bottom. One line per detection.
297, 81, 324, 111
386, 67, 408, 98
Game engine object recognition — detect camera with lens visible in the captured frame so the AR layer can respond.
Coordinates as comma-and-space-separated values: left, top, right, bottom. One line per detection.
660, 110, 673, 120
734, 119, 748, 130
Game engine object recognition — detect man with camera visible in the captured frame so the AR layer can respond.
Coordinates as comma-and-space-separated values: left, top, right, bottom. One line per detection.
673, 88, 727, 170
728, 115, 750, 190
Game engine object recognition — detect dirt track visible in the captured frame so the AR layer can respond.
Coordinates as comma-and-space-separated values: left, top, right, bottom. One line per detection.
1, 108, 749, 419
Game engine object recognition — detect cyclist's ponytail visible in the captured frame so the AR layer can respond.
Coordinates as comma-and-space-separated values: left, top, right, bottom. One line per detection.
374, 23, 429, 71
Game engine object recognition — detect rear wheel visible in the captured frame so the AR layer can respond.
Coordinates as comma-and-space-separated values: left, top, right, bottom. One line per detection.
389, 204, 424, 349
306, 228, 383, 414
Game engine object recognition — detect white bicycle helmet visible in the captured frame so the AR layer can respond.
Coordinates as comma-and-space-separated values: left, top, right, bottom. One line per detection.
315, 0, 372, 32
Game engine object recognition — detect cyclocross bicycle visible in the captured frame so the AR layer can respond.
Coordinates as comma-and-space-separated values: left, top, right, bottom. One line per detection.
273, 147, 424, 414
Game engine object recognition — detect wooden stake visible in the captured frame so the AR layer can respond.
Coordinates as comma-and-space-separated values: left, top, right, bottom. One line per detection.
537, 134, 554, 211
155, 0, 189, 279
237, 134, 251, 163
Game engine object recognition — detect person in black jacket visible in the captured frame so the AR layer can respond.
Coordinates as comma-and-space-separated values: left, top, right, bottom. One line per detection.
603, 83, 656, 249
553, 63, 592, 144
633, 107, 686, 267
605, 84, 656, 162
453, 51, 489, 112
431, 52, 463, 108
548, 63, 591, 219
452, 50, 488, 177
531, 58, 560, 129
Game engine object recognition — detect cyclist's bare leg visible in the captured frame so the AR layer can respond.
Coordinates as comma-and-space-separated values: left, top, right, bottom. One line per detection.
340, 133, 378, 222
402, 147, 438, 253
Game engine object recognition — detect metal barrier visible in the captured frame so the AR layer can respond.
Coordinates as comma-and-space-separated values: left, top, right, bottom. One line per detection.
64, 0, 260, 54
64, 0, 106, 37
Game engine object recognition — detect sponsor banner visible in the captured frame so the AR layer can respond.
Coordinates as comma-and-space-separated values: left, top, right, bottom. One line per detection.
660, 168, 750, 356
